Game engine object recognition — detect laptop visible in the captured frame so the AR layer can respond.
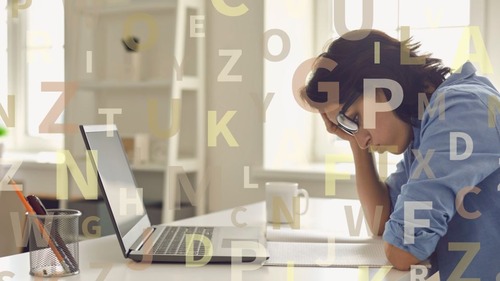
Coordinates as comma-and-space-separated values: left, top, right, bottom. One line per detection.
79, 124, 268, 263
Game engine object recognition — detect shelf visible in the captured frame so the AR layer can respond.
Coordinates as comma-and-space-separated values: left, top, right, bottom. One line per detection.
176, 158, 198, 173
130, 163, 165, 172
79, 80, 171, 91
78, 78, 200, 93
80, 1, 177, 16
179, 76, 202, 90
67, 0, 206, 223
130, 158, 198, 173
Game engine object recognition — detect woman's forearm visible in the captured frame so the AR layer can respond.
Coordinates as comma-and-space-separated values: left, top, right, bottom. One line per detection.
351, 144, 391, 236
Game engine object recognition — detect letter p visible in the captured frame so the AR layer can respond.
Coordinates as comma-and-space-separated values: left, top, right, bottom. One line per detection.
231, 241, 267, 281
11, 0, 32, 18
363, 79, 404, 129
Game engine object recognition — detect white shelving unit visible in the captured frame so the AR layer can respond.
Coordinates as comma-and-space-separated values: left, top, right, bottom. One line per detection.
64, 0, 206, 224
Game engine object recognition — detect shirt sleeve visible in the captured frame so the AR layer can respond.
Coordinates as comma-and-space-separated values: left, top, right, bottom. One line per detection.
385, 151, 410, 212
383, 87, 500, 261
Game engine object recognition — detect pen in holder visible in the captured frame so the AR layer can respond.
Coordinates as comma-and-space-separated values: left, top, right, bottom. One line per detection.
27, 209, 81, 277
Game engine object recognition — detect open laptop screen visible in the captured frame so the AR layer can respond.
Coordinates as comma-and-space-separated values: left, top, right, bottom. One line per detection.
80, 125, 150, 250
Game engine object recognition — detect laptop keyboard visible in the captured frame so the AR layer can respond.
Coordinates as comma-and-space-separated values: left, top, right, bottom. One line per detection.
152, 226, 214, 256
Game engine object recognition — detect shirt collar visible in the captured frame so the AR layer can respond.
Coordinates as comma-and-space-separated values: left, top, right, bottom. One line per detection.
411, 125, 421, 150
439, 61, 476, 88
408, 62, 474, 154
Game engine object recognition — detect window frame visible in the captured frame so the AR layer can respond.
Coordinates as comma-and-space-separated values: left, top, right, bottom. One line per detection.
4, 0, 64, 153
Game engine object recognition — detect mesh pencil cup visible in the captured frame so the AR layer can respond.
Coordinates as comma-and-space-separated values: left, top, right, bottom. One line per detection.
27, 209, 81, 277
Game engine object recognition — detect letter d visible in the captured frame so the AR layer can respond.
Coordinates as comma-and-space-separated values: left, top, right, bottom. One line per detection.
450, 132, 473, 160
185, 234, 214, 267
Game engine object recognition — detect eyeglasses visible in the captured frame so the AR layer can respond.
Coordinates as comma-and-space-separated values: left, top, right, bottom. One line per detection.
336, 112, 358, 136
335, 92, 361, 136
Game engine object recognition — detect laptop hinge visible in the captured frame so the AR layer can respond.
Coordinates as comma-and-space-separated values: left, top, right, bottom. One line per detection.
129, 227, 156, 252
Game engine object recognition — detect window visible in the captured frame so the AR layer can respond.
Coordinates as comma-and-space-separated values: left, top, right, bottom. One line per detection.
263, 0, 315, 170
0, 4, 7, 122
264, 0, 482, 174
2, 0, 64, 153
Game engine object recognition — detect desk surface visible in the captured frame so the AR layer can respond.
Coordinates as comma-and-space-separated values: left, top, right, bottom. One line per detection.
0, 198, 414, 281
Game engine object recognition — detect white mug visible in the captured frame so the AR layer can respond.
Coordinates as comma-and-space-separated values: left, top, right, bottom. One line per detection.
265, 182, 309, 224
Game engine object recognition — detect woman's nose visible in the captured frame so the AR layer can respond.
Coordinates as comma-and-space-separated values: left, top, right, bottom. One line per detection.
353, 129, 371, 150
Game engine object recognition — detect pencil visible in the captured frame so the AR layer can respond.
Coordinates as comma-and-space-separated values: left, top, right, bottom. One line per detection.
10, 178, 72, 273
13, 181, 34, 213
27, 194, 78, 273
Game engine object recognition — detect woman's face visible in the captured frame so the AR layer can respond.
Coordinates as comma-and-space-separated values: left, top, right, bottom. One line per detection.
325, 89, 413, 154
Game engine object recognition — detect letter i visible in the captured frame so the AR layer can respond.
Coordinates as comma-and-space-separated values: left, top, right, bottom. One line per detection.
374, 41, 380, 64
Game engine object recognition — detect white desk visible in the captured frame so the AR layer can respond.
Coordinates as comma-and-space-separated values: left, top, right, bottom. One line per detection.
0, 198, 416, 280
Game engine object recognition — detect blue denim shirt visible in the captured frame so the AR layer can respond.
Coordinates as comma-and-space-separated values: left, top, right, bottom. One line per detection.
383, 62, 500, 279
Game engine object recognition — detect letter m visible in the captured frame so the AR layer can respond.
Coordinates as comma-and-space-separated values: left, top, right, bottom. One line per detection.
164, 166, 221, 222
418, 92, 445, 121
57, 150, 98, 200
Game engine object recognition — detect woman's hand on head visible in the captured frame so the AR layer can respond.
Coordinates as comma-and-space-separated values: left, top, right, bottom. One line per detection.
321, 113, 370, 153
320, 113, 353, 141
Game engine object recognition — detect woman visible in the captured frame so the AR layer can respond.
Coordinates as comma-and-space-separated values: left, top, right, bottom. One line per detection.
300, 29, 500, 279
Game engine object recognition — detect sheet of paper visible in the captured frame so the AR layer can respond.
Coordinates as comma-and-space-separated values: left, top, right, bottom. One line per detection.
264, 240, 390, 267
266, 224, 379, 244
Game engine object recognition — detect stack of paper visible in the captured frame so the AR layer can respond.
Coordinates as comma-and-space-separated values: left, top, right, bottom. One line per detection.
264, 225, 390, 267
265, 225, 378, 243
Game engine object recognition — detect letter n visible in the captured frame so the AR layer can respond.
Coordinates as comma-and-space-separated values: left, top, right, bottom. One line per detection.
56, 150, 98, 200
0, 95, 15, 127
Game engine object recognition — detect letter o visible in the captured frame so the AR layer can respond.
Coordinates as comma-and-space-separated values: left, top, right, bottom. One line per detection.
0, 271, 15, 280
264, 29, 290, 62
123, 13, 158, 51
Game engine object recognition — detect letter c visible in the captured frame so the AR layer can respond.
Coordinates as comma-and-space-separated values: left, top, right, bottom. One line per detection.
231, 207, 247, 228
456, 186, 481, 219
211, 0, 248, 17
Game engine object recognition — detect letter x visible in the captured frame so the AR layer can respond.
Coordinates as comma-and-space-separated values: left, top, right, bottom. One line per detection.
411, 149, 435, 179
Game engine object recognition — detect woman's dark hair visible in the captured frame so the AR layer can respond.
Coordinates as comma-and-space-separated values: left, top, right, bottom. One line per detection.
302, 29, 451, 126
